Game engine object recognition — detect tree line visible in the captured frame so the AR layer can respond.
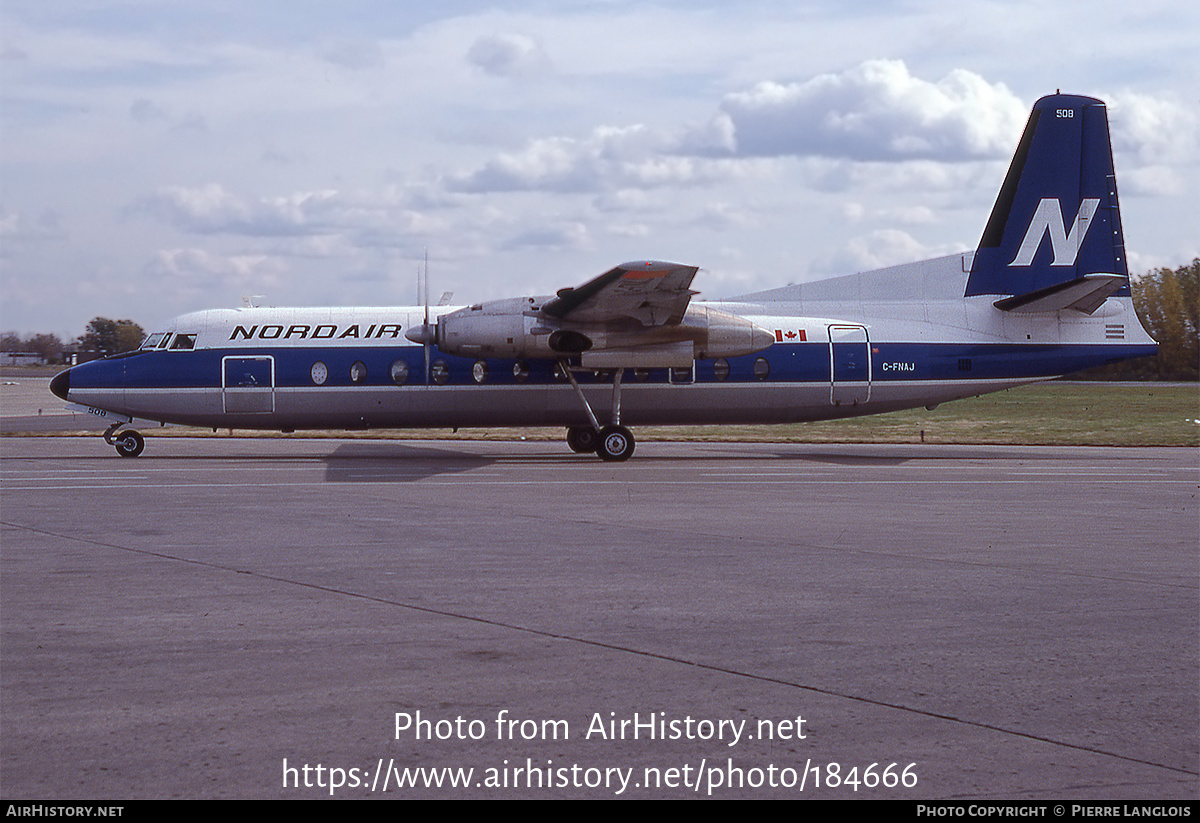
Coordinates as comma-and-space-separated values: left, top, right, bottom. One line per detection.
1, 317, 145, 363
1085, 259, 1198, 380
2, 262, 1197, 378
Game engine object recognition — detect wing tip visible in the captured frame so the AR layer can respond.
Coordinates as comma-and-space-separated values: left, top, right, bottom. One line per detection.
617, 260, 698, 279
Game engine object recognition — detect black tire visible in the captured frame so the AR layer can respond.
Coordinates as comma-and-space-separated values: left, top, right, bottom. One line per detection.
115, 430, 145, 458
566, 425, 598, 453
596, 425, 635, 462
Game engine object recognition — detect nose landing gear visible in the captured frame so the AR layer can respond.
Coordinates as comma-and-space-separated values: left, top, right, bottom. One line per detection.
104, 423, 145, 458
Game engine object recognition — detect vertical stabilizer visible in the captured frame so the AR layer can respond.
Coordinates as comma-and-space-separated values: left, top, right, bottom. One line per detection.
966, 94, 1129, 306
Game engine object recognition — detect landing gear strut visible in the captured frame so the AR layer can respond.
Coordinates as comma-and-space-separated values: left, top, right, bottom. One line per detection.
560, 361, 635, 462
104, 422, 145, 458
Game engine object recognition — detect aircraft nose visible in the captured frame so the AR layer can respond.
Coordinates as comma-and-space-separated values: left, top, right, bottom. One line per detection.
50, 369, 70, 401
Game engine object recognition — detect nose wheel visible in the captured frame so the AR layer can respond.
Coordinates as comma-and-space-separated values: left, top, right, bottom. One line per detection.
114, 430, 145, 457
104, 423, 145, 458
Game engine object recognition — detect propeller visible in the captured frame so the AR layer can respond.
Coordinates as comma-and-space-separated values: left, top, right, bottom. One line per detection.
402, 251, 436, 384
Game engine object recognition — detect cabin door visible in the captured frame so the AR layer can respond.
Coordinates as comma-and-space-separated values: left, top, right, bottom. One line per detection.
828, 324, 871, 405
222, 355, 275, 413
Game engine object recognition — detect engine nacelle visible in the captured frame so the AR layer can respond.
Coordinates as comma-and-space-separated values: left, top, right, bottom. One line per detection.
436, 298, 563, 358
684, 305, 775, 360
434, 298, 773, 365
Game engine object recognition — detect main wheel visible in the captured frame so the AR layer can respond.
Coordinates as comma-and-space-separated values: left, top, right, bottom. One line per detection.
566, 425, 598, 453
114, 430, 145, 458
596, 425, 635, 462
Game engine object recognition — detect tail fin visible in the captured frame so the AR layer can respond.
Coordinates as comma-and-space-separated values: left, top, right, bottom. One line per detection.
966, 94, 1130, 313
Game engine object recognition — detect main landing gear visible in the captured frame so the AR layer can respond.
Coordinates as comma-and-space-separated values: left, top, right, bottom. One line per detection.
560, 361, 636, 462
566, 425, 598, 454
596, 424, 635, 462
567, 423, 635, 461
105, 422, 145, 458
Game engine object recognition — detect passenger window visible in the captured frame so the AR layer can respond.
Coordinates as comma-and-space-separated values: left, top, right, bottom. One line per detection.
431, 359, 450, 385
512, 361, 529, 383
713, 358, 730, 381
472, 360, 488, 384
169, 334, 196, 350
350, 361, 367, 384
390, 360, 409, 386
310, 361, 328, 385
753, 357, 770, 380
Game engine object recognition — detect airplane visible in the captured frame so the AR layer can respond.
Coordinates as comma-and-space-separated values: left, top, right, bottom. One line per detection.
49, 93, 1157, 461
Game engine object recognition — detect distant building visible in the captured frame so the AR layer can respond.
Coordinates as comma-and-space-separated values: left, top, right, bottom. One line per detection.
0, 352, 46, 367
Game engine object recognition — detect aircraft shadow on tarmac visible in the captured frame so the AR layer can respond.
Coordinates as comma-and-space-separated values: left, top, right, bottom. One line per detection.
314, 440, 1099, 483
321, 441, 497, 482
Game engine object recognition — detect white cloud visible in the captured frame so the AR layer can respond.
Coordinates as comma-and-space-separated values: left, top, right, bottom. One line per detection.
446, 59, 1031, 199
1109, 92, 1198, 165
133, 184, 329, 236
321, 40, 387, 71
1104, 91, 1199, 199
501, 221, 591, 251
1122, 166, 1187, 198
814, 228, 967, 275
842, 202, 866, 222
448, 125, 728, 193
692, 203, 752, 232
146, 248, 287, 287
466, 33, 550, 78
705, 59, 1027, 161
0, 209, 67, 261
132, 184, 441, 243
129, 98, 168, 123
841, 204, 937, 226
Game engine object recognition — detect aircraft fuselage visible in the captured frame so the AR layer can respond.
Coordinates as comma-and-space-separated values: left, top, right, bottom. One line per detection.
54, 256, 1154, 433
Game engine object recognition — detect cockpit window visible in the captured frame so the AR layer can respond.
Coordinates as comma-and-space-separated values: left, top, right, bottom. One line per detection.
169, 333, 197, 350
158, 334, 173, 349
142, 333, 167, 349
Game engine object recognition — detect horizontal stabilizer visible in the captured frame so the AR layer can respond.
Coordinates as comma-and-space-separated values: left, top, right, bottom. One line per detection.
992, 273, 1126, 314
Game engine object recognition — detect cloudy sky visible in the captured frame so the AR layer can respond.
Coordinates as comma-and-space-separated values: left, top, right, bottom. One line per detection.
2, 0, 1197, 338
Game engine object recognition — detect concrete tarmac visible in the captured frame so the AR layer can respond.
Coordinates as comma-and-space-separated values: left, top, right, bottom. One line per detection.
1, 436, 1196, 799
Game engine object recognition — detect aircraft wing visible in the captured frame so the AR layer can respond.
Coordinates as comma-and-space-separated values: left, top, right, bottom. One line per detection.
540, 260, 699, 326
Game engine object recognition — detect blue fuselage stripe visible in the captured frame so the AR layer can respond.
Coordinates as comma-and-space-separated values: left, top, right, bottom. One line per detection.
68, 342, 1157, 390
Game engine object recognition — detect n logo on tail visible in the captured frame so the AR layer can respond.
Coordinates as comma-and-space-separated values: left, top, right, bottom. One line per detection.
1010, 197, 1101, 267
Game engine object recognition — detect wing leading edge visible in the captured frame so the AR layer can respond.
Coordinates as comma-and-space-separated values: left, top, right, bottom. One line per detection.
541, 260, 699, 326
